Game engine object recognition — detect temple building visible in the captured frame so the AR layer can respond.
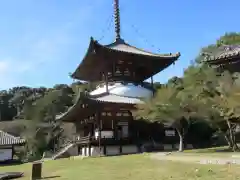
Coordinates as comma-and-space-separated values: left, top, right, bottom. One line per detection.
53, 0, 180, 159
0, 130, 25, 162
202, 45, 240, 73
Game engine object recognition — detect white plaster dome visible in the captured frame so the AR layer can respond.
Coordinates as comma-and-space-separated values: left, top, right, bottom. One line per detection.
90, 82, 152, 99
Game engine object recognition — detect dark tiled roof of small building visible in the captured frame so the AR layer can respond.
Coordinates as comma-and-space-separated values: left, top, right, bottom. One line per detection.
0, 130, 25, 146
204, 45, 240, 62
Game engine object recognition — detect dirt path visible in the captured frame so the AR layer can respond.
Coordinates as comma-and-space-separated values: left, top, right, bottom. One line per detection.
150, 152, 240, 165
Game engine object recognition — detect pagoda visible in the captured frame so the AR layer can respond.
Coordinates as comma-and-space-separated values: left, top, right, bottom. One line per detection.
54, 0, 180, 158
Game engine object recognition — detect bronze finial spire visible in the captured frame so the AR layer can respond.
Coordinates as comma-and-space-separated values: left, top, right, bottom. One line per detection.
114, 0, 121, 41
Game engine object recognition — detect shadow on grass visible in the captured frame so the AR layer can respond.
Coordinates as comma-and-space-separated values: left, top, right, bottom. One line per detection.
0, 160, 24, 167
0, 172, 24, 180
186, 147, 236, 153
41, 175, 61, 179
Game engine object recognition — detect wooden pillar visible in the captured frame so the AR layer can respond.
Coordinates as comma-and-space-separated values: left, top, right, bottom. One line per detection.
88, 143, 91, 156
78, 145, 80, 155
151, 76, 154, 96
12, 145, 14, 160
103, 142, 107, 155
113, 119, 117, 140
133, 72, 136, 82
119, 142, 122, 154
119, 125, 122, 154
113, 60, 115, 79
97, 112, 102, 156
105, 72, 109, 93
91, 123, 94, 137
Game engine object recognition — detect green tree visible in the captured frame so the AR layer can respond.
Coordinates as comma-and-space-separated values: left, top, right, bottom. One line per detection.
210, 72, 240, 151
183, 65, 240, 151
134, 85, 207, 151
20, 86, 74, 160
181, 65, 240, 151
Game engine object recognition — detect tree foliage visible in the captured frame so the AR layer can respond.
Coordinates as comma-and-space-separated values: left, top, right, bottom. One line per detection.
135, 60, 240, 152
134, 72, 213, 151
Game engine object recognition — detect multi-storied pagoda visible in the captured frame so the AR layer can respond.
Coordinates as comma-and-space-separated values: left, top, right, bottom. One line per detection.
54, 0, 180, 158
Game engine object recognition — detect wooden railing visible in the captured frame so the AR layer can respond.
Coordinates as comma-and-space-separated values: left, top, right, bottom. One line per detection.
73, 135, 91, 144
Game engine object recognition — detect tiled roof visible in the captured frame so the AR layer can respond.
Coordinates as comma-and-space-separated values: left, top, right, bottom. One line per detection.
55, 90, 85, 120
106, 41, 180, 58
71, 38, 180, 82
55, 90, 144, 122
91, 94, 144, 104
205, 45, 240, 61
90, 82, 152, 99
0, 130, 25, 146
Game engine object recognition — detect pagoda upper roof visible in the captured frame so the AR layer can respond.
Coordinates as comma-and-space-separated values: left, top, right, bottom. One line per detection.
202, 45, 240, 64
105, 39, 179, 57
71, 38, 180, 82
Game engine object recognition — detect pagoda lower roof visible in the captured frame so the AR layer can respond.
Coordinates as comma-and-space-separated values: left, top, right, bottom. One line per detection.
71, 38, 180, 81
55, 90, 143, 122
203, 45, 240, 64
90, 93, 144, 104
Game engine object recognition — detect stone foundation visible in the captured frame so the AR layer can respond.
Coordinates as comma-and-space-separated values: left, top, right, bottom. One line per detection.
68, 145, 78, 156
164, 144, 193, 151
106, 146, 119, 156
81, 145, 139, 157
66, 143, 194, 158
122, 145, 138, 154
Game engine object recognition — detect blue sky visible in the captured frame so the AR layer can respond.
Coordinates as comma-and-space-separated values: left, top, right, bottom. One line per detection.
0, 0, 239, 90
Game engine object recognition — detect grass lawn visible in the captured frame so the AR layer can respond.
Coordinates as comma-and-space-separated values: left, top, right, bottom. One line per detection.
1, 154, 240, 180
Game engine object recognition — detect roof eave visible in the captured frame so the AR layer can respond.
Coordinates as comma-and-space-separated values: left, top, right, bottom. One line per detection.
71, 37, 97, 80
203, 54, 240, 64
103, 42, 181, 59
71, 38, 181, 81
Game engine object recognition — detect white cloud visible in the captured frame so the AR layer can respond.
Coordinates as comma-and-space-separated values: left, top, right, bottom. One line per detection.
0, 60, 10, 73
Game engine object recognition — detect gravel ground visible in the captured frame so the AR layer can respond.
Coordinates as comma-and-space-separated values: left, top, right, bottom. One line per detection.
151, 152, 240, 165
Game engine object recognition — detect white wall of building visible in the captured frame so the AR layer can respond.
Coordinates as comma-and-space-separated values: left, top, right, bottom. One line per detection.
0, 148, 12, 161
